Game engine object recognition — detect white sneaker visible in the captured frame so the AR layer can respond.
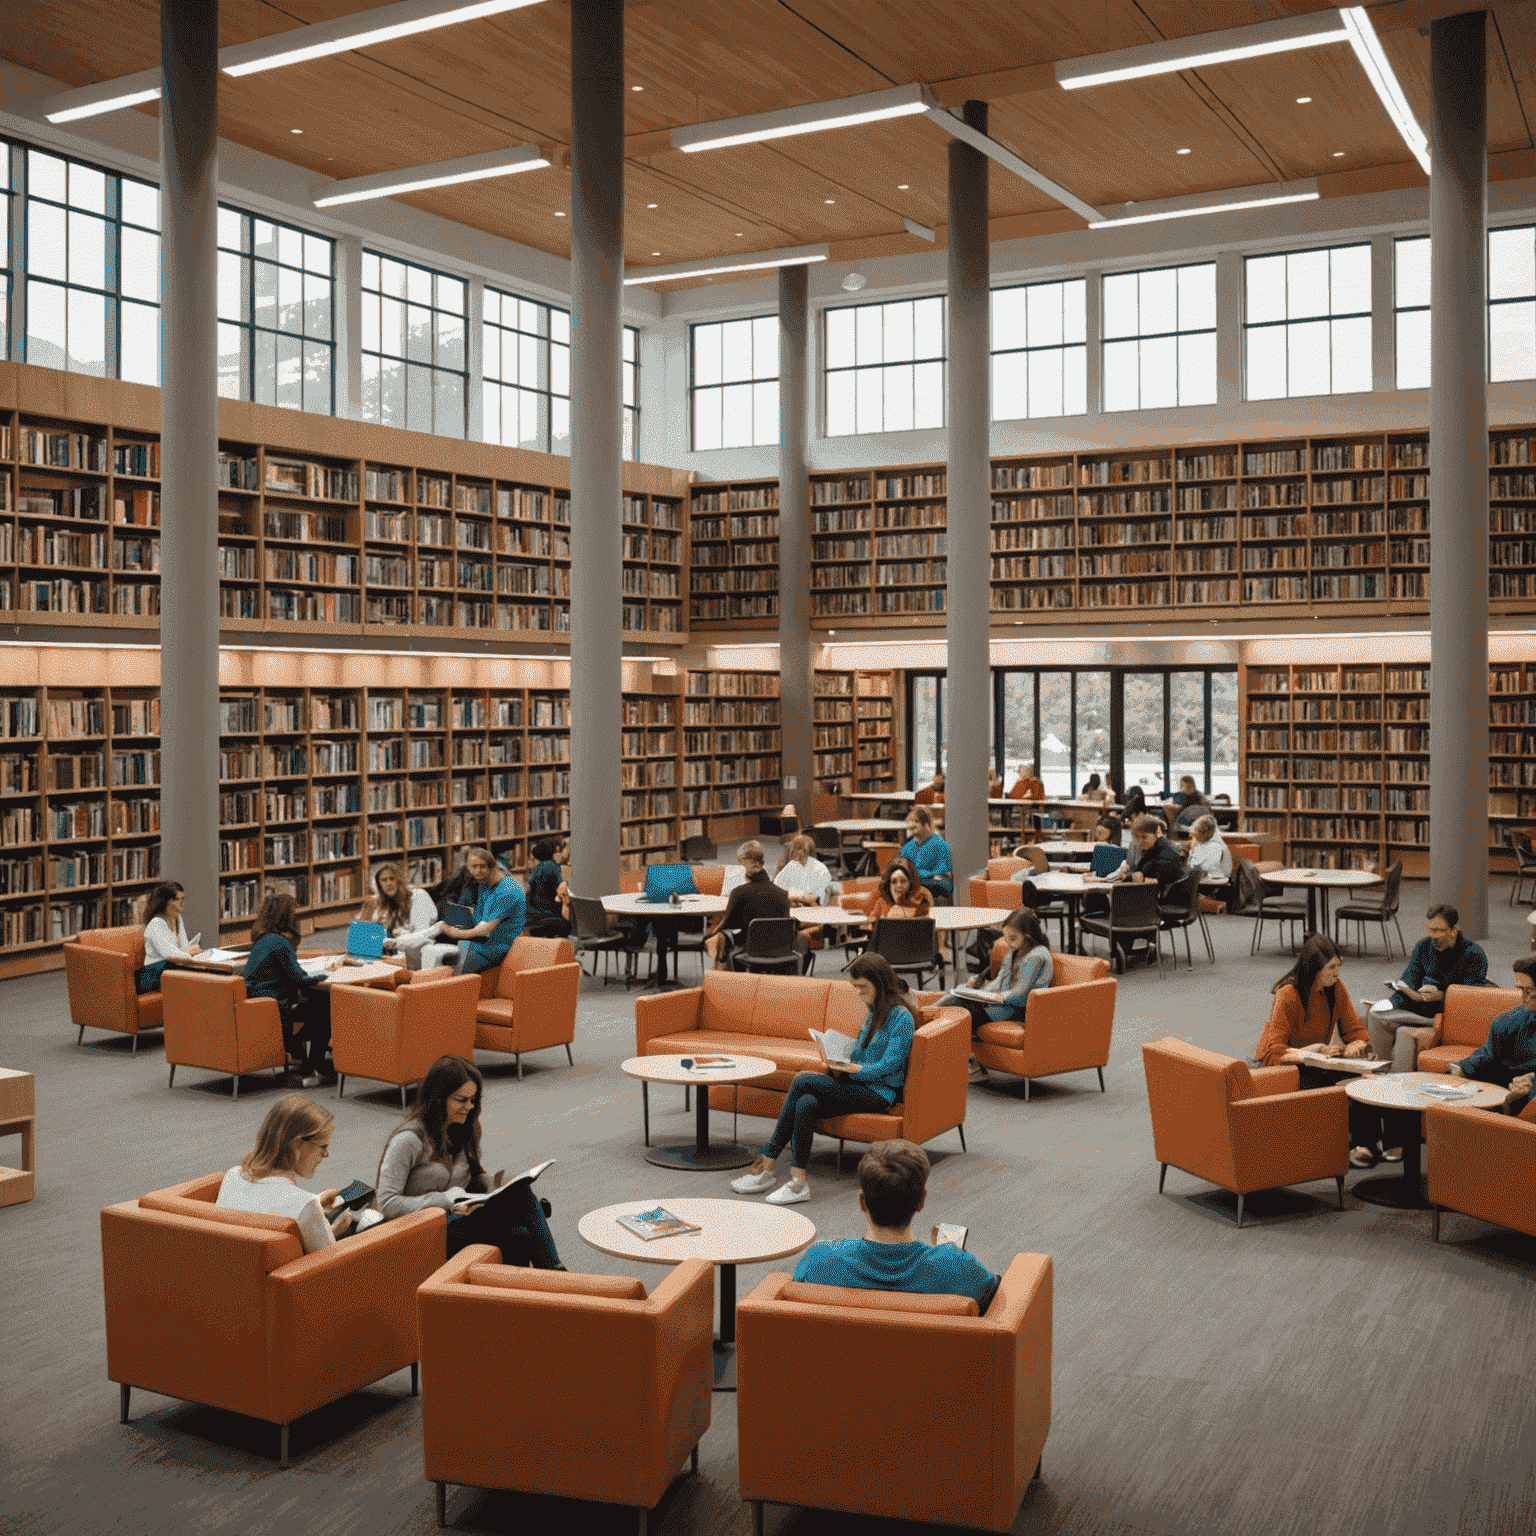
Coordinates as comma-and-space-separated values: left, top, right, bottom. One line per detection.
731, 1167, 778, 1194
766, 1179, 810, 1205
301, 1074, 322, 1089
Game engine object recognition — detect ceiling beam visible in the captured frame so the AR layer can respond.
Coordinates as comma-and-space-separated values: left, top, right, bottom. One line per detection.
923, 107, 1098, 224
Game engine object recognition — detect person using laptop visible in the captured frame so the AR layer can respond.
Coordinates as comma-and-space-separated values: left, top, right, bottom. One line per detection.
789, 1139, 1000, 1311
243, 892, 333, 1088
439, 846, 525, 977
1447, 957, 1536, 1115
1369, 904, 1491, 1073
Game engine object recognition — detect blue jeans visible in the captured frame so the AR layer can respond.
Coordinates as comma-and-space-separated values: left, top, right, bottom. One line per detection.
445, 1182, 562, 1268
763, 1071, 892, 1170
455, 943, 504, 976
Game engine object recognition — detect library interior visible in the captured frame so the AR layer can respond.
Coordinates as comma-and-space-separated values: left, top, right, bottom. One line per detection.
3, 3, 1536, 1535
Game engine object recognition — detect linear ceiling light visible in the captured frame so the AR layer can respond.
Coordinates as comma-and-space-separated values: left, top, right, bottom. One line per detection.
903, 217, 937, 242
1339, 6, 1431, 175
671, 83, 929, 154
1055, 11, 1349, 89
924, 108, 1100, 224
1090, 177, 1320, 228
624, 244, 830, 286
315, 144, 549, 206
36, 0, 545, 122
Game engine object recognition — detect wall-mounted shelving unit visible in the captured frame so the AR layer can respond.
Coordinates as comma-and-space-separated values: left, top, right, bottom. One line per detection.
682, 669, 782, 841
687, 479, 778, 630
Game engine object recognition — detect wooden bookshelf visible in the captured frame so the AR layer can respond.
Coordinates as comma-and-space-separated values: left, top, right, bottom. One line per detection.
854, 670, 896, 795
813, 669, 855, 797
0, 362, 691, 644
688, 479, 778, 629
682, 669, 782, 840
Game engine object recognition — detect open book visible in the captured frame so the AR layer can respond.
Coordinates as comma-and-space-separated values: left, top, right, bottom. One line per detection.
1293, 1050, 1389, 1074
932, 1222, 969, 1250
950, 984, 1001, 1005
456, 1159, 555, 1210
1417, 1080, 1478, 1101
809, 1028, 859, 1069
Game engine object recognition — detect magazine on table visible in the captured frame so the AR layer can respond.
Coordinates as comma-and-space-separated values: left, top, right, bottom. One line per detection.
682, 1056, 738, 1071
456, 1159, 555, 1210
809, 1028, 859, 1068
617, 1206, 702, 1241
1417, 1080, 1478, 1101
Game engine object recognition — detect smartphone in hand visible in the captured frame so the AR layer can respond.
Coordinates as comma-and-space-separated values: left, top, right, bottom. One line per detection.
932, 1223, 969, 1250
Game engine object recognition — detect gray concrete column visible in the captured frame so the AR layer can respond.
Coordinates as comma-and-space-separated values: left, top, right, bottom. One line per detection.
567, 0, 624, 898
1082, 268, 1102, 416
777, 264, 815, 825
945, 99, 991, 881
1215, 250, 1242, 407
1369, 234, 1394, 392
158, 0, 221, 941
1428, 9, 1488, 938
334, 234, 364, 419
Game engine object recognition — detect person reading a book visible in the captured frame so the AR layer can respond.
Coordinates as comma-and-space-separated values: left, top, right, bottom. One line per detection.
938, 908, 1053, 1072
704, 840, 803, 969
217, 1095, 357, 1253
136, 880, 201, 993
1447, 957, 1536, 1115
1369, 904, 1491, 1073
243, 892, 333, 1088
440, 847, 526, 977
1007, 765, 1045, 801
791, 1139, 1000, 1311
525, 837, 572, 939
731, 954, 915, 1206
376, 1054, 565, 1266
1254, 934, 1385, 1166
914, 771, 945, 805
900, 807, 953, 906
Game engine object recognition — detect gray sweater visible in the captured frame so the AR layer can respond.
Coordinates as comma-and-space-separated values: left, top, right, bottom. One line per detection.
378, 1127, 474, 1219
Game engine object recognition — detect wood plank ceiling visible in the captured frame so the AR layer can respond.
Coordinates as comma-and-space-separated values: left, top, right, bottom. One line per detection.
3, 0, 1533, 278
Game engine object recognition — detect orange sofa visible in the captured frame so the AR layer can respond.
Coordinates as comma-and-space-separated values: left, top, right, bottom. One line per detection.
1417, 985, 1522, 1073
331, 970, 481, 1104
64, 927, 163, 1052
636, 972, 970, 1167
736, 1254, 1052, 1533
418, 1244, 713, 1530
1426, 1097, 1536, 1243
102, 1172, 444, 1466
1141, 1036, 1350, 1227
919, 945, 1118, 1100
161, 971, 286, 1098
462, 935, 582, 1078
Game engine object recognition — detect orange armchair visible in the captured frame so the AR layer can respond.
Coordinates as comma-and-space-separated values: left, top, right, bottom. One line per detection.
64, 927, 162, 1052
1418, 985, 1521, 1073
161, 971, 286, 1099
102, 1172, 445, 1466
1426, 1098, 1536, 1243
418, 1245, 714, 1530
471, 935, 582, 1078
969, 857, 1033, 909
331, 971, 480, 1106
736, 1254, 1052, 1533
1141, 1036, 1350, 1227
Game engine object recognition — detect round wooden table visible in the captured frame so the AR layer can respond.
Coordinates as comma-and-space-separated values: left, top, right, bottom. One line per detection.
602, 892, 728, 986
578, 1195, 816, 1391
1265, 868, 1381, 934
621, 1053, 777, 1171
1035, 841, 1096, 860
1345, 1070, 1507, 1209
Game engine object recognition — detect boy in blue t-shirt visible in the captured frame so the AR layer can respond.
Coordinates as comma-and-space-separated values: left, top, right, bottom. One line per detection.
791, 1139, 1000, 1312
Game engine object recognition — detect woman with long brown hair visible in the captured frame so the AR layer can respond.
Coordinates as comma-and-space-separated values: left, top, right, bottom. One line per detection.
730, 953, 915, 1206
243, 892, 332, 1087
868, 857, 932, 921
375, 1054, 565, 1267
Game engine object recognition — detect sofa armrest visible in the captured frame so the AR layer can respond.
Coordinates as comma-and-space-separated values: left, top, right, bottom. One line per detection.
1018, 978, 1117, 1075
635, 987, 704, 1051
1227, 1084, 1349, 1189
511, 961, 582, 1051
1430, 1009, 1445, 1049
1247, 1065, 1301, 1098
1426, 1101, 1536, 1232
401, 964, 458, 985
65, 941, 137, 1031
901, 1011, 971, 1146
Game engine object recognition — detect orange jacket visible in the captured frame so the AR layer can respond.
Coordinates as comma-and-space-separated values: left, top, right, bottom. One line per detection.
914, 784, 945, 804
1008, 778, 1045, 801
1255, 983, 1367, 1067
868, 891, 933, 922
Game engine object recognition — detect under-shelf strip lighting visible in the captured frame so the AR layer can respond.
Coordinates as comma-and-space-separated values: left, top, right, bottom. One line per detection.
671, 83, 929, 154
924, 108, 1100, 224
1339, 6, 1431, 175
36, 0, 545, 122
624, 245, 829, 286
1055, 11, 1349, 89
1090, 178, 1320, 229
314, 144, 549, 207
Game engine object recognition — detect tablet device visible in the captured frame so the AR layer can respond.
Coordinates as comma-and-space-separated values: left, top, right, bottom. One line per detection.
346, 920, 387, 960
1090, 844, 1128, 877
442, 901, 475, 929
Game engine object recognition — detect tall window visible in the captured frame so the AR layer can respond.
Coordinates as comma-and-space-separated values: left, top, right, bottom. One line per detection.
623, 326, 639, 461
1394, 235, 1431, 390
991, 278, 1086, 421
825, 295, 944, 437
361, 251, 466, 438
1245, 243, 1371, 400
1102, 262, 1216, 412
1490, 225, 1536, 382
690, 315, 778, 450
217, 207, 334, 413
23, 147, 160, 385
483, 288, 570, 453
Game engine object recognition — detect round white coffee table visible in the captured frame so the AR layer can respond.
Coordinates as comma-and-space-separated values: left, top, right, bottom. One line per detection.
1346, 1070, 1507, 1209
579, 1195, 816, 1391
621, 1053, 777, 1171
602, 892, 728, 986
1266, 868, 1381, 934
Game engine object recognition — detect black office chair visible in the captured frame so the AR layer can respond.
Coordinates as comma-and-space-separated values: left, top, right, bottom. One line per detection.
811, 825, 849, 878
568, 894, 646, 986
1506, 830, 1536, 907
1236, 861, 1307, 955
1333, 862, 1406, 958
680, 833, 717, 864
757, 809, 800, 839
1080, 883, 1164, 976
869, 916, 943, 991
1157, 872, 1211, 968
731, 917, 810, 976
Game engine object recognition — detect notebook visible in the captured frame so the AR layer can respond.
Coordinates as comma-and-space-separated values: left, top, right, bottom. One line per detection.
643, 864, 699, 903
1090, 845, 1128, 877
346, 920, 387, 960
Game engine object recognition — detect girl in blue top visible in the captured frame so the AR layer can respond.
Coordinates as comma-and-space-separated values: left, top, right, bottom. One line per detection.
899, 806, 953, 904
939, 908, 1054, 1073
731, 954, 915, 1206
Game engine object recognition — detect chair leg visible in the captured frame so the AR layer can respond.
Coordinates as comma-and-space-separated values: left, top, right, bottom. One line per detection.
132, 1033, 138, 1056
751, 1500, 765, 1536
338, 1075, 346, 1099
436, 1482, 447, 1528
1158, 1162, 1167, 1193
279, 1422, 290, 1469
957, 1123, 967, 1152
120, 1383, 130, 1423
400, 1085, 408, 1110
690, 1445, 699, 1474
637, 1509, 648, 1536
1024, 1076, 1031, 1103
77, 1024, 86, 1046
1336, 1175, 1345, 1211
410, 1360, 419, 1395
1033, 1456, 1042, 1481
232, 1073, 240, 1102
642, 1081, 650, 1146
167, 1064, 176, 1089
1097, 1066, 1105, 1093
515, 1053, 523, 1081
1433, 1205, 1441, 1243
837, 1138, 844, 1174
1236, 1194, 1245, 1229
564, 1042, 573, 1067
684, 1085, 690, 1111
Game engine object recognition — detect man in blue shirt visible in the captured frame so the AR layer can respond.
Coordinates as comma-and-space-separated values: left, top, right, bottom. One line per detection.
791, 1139, 999, 1312
1369, 903, 1491, 1072
441, 845, 525, 976
900, 806, 953, 905
1448, 956, 1536, 1115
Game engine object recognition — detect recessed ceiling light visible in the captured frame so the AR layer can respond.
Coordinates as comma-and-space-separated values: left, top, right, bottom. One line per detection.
1333, 150, 1345, 157
1176, 147, 1191, 155
291, 128, 303, 134
1297, 96, 1312, 103
554, 210, 565, 216
824, 198, 835, 204
651, 251, 660, 256
897, 183, 909, 189
647, 202, 657, 209
631, 85, 643, 91
735, 232, 743, 237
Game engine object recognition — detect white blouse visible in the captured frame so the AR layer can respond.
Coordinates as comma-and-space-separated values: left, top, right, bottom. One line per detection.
774, 857, 837, 905
215, 1167, 335, 1253
143, 915, 192, 963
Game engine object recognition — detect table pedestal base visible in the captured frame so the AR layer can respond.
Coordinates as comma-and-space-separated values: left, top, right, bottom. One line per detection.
645, 1140, 754, 1171
712, 1339, 737, 1391
1352, 1173, 1430, 1209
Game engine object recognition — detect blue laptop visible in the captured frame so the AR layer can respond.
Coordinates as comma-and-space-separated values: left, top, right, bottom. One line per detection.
1090, 845, 1128, 878
642, 864, 699, 902
346, 920, 387, 960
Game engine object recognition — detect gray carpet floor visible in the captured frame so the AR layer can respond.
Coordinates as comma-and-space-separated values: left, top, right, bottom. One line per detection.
3, 866, 1535, 1536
